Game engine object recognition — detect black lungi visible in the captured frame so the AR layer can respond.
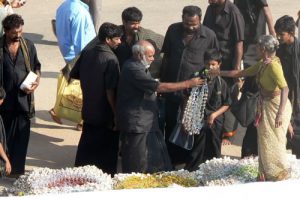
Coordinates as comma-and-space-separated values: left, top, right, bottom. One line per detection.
75, 122, 119, 175
185, 120, 223, 171
121, 130, 172, 173
1, 111, 30, 174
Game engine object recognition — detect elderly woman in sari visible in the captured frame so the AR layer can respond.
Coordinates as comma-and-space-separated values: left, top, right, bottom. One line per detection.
209, 35, 292, 181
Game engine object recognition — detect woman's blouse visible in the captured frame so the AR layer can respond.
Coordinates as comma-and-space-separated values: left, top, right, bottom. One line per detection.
243, 56, 287, 92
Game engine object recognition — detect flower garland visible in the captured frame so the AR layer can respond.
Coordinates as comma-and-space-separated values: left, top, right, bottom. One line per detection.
182, 83, 208, 135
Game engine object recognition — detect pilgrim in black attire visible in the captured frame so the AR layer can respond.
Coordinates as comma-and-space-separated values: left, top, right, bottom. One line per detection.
185, 49, 231, 171
70, 23, 122, 175
0, 14, 41, 175
117, 40, 203, 173
275, 16, 300, 158
160, 5, 219, 166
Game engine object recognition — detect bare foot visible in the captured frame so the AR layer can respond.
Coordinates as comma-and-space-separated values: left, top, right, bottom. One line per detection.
222, 138, 232, 145
48, 108, 63, 124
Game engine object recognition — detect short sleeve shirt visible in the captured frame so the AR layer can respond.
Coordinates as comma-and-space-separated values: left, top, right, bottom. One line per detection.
205, 77, 231, 119
161, 23, 219, 82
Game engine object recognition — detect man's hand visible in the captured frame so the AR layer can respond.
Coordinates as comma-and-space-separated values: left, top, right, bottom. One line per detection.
275, 112, 283, 128
207, 112, 216, 128
288, 123, 294, 138
23, 78, 40, 94
186, 77, 205, 88
5, 161, 12, 175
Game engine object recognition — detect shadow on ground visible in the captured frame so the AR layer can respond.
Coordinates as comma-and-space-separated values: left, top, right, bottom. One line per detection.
23, 33, 58, 46
41, 71, 60, 79
26, 130, 77, 169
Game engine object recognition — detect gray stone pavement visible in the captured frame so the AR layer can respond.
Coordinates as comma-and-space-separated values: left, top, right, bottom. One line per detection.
0, 0, 299, 195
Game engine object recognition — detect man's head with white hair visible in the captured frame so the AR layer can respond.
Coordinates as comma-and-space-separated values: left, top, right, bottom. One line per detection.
132, 40, 155, 69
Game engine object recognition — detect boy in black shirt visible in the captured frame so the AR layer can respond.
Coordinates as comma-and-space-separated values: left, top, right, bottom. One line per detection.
185, 49, 231, 171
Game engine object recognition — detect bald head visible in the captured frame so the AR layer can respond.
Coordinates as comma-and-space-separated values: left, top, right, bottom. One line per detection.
132, 40, 155, 67
132, 40, 155, 55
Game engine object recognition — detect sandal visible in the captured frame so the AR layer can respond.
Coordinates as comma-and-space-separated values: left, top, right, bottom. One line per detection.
76, 124, 83, 131
48, 108, 63, 124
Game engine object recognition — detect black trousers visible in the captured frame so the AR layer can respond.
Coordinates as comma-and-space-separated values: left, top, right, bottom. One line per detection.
121, 130, 172, 174
1, 111, 30, 174
75, 122, 119, 175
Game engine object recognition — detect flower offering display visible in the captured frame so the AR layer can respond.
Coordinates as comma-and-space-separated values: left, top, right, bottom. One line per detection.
6, 155, 300, 196
113, 170, 199, 189
7, 165, 113, 195
194, 156, 259, 186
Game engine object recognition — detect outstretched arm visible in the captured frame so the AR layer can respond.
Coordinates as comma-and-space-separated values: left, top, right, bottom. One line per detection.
157, 78, 204, 93
209, 69, 248, 78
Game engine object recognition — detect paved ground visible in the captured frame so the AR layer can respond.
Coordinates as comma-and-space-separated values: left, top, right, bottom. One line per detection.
0, 0, 299, 195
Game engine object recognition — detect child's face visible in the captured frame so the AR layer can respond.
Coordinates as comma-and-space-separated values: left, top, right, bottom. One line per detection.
276, 31, 294, 44
205, 60, 221, 70
0, 99, 3, 106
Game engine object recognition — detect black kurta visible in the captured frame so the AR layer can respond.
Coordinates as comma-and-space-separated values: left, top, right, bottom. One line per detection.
0, 37, 41, 175
116, 58, 172, 173
70, 43, 120, 175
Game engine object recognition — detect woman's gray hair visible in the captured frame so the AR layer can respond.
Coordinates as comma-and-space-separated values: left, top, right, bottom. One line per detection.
132, 43, 146, 56
257, 35, 279, 53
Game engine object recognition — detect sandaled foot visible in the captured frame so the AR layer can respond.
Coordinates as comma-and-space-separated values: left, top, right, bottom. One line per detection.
76, 124, 83, 131
48, 108, 62, 124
